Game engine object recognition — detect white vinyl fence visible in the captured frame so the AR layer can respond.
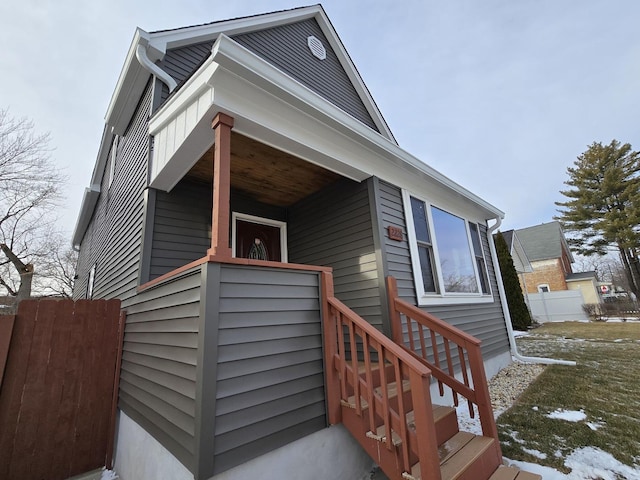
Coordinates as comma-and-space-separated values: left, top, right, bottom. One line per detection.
528, 290, 589, 322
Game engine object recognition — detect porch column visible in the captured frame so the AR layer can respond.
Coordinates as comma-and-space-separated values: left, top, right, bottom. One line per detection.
208, 113, 234, 258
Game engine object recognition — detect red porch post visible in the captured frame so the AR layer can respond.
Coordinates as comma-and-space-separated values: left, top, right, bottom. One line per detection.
208, 113, 234, 259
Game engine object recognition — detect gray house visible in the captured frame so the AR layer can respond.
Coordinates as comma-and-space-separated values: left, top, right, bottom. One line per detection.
72, 6, 525, 480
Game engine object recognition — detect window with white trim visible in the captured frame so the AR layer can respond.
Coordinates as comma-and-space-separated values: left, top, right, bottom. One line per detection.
87, 264, 96, 299
108, 135, 119, 189
537, 284, 550, 293
403, 191, 492, 305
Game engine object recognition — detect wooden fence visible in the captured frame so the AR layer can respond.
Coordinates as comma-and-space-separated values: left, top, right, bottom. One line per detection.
0, 298, 124, 480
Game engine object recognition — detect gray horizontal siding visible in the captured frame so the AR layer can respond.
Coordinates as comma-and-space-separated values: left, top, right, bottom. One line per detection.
211, 264, 325, 475
73, 81, 151, 303
288, 178, 382, 330
158, 41, 214, 104
232, 18, 378, 131
119, 266, 203, 472
150, 180, 211, 280
378, 180, 509, 361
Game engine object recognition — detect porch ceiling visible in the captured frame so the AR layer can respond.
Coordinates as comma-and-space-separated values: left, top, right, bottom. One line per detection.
185, 132, 341, 206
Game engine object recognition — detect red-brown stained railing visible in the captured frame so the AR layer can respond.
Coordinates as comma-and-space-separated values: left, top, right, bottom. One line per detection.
387, 276, 499, 442
321, 272, 441, 479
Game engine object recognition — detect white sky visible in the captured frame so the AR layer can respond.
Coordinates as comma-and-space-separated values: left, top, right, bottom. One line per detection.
1, 0, 639, 239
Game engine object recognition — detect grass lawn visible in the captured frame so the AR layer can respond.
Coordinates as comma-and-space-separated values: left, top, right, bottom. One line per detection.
497, 321, 640, 473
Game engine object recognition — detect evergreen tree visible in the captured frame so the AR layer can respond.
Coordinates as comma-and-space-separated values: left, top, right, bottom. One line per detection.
494, 231, 532, 330
555, 140, 640, 298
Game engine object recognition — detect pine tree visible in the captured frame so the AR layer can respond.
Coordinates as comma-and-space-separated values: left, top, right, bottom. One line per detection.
494, 231, 532, 330
555, 140, 640, 298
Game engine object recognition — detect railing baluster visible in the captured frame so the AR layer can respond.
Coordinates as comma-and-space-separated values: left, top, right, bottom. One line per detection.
406, 314, 415, 351
336, 311, 348, 403
417, 322, 427, 359
443, 338, 458, 406
362, 333, 376, 433
458, 346, 474, 418
348, 320, 360, 414
430, 330, 444, 396
394, 359, 410, 472
378, 346, 393, 451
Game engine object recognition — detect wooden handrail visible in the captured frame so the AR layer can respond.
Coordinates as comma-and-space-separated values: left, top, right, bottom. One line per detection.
321, 272, 442, 479
387, 276, 499, 442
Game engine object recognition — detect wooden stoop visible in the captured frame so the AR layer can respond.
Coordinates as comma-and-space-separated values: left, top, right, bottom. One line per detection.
340, 376, 541, 480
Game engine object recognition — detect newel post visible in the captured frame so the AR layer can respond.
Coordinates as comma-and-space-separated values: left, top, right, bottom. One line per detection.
386, 276, 404, 345
321, 271, 341, 424
208, 113, 234, 259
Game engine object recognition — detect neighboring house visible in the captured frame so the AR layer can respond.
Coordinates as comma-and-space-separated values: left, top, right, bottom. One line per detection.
72, 6, 521, 480
515, 222, 574, 294
511, 222, 599, 321
566, 271, 600, 304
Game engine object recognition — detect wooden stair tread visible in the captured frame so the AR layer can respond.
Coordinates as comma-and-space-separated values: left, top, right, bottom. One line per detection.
406, 433, 495, 480
367, 405, 456, 446
341, 379, 411, 410
488, 466, 542, 480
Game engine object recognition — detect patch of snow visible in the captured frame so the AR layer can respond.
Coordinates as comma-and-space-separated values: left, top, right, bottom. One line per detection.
454, 403, 482, 435
565, 446, 640, 479
522, 447, 547, 460
547, 409, 587, 422
100, 468, 118, 480
513, 330, 530, 337
532, 406, 539, 411
586, 421, 604, 431
508, 446, 640, 479
614, 339, 624, 343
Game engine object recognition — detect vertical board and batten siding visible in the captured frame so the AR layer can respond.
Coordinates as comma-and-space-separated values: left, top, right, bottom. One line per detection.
74, 83, 152, 302
377, 180, 510, 360
232, 18, 379, 131
118, 266, 202, 471
288, 178, 383, 331
150, 180, 212, 280
212, 264, 325, 475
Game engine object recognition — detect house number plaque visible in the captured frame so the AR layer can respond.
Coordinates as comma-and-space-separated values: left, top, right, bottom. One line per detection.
387, 226, 403, 241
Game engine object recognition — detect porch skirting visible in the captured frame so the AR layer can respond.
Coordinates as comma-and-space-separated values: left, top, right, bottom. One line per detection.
114, 410, 376, 480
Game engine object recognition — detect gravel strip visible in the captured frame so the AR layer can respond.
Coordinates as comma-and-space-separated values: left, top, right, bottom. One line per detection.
488, 362, 546, 416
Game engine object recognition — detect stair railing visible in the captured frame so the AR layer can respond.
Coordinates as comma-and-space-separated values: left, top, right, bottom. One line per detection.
386, 276, 499, 442
321, 272, 441, 480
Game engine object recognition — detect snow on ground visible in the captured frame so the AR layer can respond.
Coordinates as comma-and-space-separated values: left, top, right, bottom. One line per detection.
508, 447, 640, 479
546, 409, 587, 422
455, 404, 640, 478
100, 468, 118, 480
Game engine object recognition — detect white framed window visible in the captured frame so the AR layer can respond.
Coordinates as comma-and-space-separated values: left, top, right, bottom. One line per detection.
403, 190, 493, 305
108, 135, 119, 189
538, 284, 550, 293
87, 264, 96, 299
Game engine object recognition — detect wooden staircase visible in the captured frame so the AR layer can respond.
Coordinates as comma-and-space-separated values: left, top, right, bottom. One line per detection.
320, 273, 541, 480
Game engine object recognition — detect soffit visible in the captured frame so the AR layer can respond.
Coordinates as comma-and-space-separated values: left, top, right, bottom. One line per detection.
185, 132, 340, 206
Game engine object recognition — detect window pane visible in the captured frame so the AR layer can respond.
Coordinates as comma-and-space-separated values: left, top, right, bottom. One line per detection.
410, 196, 430, 243
476, 258, 490, 294
418, 246, 437, 293
469, 222, 483, 254
431, 207, 478, 293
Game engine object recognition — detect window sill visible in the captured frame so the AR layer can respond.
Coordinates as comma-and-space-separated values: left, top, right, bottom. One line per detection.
416, 293, 495, 306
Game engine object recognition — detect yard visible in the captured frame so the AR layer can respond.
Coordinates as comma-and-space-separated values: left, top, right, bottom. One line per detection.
497, 321, 640, 479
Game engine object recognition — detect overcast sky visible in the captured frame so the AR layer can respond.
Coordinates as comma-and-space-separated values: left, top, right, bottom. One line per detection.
1, 0, 639, 239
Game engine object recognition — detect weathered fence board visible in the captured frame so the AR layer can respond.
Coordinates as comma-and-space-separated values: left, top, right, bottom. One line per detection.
0, 298, 123, 480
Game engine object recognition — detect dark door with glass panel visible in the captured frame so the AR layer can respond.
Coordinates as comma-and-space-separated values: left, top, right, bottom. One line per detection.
235, 219, 282, 262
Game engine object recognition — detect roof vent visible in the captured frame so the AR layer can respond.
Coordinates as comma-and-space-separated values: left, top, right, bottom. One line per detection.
307, 36, 326, 60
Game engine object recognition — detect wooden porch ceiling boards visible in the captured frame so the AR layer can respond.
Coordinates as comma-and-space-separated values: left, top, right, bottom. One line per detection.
185, 132, 341, 207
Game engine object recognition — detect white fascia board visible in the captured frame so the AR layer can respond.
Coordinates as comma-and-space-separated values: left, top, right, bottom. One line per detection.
72, 184, 101, 248
511, 232, 534, 273
105, 29, 160, 136
149, 34, 504, 221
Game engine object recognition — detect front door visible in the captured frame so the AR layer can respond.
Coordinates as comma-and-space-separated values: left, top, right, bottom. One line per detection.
233, 213, 287, 262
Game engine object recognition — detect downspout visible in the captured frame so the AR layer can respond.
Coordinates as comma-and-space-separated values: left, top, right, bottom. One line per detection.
135, 44, 178, 93
488, 217, 575, 366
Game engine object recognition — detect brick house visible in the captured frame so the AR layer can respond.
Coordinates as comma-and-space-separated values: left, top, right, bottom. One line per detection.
514, 222, 574, 293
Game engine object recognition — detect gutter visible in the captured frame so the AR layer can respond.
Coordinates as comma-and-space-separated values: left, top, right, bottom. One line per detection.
487, 217, 576, 366
135, 43, 177, 93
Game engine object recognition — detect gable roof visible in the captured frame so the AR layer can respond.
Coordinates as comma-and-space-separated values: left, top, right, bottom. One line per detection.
73, 5, 505, 247
516, 221, 574, 263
